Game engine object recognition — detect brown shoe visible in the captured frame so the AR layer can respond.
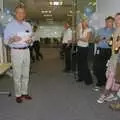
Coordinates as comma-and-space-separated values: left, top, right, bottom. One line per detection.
21, 95, 32, 100
16, 97, 23, 103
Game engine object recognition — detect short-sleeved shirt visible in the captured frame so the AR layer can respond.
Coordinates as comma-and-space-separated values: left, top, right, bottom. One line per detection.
4, 19, 32, 48
62, 28, 72, 44
96, 27, 115, 48
77, 28, 91, 47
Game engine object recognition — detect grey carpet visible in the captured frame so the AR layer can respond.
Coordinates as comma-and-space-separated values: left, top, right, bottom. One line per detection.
0, 48, 120, 120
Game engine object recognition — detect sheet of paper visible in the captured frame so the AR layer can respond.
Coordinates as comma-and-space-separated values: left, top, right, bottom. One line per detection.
14, 32, 32, 45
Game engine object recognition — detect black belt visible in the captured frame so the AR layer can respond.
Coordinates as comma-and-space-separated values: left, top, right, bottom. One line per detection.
12, 47, 29, 49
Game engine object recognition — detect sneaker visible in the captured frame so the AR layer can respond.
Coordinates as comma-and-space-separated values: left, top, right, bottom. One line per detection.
117, 91, 120, 98
105, 94, 118, 102
97, 95, 106, 103
93, 86, 101, 92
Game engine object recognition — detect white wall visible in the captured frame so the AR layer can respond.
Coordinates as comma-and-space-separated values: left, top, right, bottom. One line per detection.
37, 25, 64, 38
94, 0, 120, 28
96, 0, 120, 17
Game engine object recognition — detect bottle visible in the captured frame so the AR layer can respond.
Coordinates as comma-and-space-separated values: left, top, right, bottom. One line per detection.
108, 35, 113, 46
114, 35, 120, 54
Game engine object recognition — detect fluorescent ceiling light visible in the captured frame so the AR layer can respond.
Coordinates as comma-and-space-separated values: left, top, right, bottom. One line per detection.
41, 10, 52, 14
43, 14, 52, 17
54, 1, 59, 5
49, 1, 63, 6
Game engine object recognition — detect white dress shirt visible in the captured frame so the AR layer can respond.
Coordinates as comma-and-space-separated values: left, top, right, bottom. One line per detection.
62, 28, 72, 44
32, 29, 40, 42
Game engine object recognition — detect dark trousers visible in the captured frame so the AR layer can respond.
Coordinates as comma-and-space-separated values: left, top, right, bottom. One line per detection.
77, 46, 93, 85
30, 46, 35, 62
64, 44, 72, 71
71, 45, 78, 72
60, 44, 65, 59
93, 48, 112, 87
88, 43, 95, 67
33, 41, 43, 60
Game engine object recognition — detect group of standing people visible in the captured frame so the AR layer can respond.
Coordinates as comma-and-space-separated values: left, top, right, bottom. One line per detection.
62, 14, 120, 110
2, 3, 120, 110
62, 19, 93, 85
96, 13, 120, 110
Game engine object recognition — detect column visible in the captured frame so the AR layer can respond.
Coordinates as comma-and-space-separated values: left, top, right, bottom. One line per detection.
0, 0, 4, 63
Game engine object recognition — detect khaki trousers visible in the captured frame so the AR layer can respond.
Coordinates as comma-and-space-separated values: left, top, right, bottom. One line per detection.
11, 48, 30, 97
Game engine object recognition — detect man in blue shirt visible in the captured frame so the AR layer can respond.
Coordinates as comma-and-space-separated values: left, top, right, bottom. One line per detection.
4, 4, 33, 103
93, 16, 115, 91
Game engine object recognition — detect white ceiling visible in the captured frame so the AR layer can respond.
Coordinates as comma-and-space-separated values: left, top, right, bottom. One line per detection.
3, 0, 90, 22
25, 0, 90, 21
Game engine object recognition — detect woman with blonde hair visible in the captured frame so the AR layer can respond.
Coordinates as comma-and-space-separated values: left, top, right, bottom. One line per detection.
76, 19, 93, 85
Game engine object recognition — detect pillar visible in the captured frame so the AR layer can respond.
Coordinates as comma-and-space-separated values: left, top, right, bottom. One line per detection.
0, 0, 4, 63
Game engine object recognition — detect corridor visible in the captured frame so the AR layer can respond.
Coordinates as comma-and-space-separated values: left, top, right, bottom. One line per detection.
0, 48, 119, 120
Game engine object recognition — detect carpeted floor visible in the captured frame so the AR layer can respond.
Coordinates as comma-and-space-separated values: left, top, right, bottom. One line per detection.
0, 48, 119, 120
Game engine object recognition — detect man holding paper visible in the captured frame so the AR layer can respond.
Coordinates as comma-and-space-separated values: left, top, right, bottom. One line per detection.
4, 4, 33, 103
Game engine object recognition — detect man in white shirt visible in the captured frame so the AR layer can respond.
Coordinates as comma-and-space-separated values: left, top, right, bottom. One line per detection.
30, 25, 43, 62
62, 23, 72, 72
